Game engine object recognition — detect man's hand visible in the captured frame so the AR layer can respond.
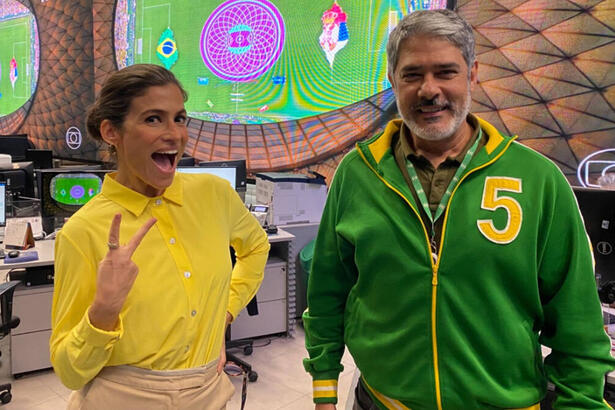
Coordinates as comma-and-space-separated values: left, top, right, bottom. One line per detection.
315, 404, 336, 410
217, 311, 233, 374
89, 214, 157, 330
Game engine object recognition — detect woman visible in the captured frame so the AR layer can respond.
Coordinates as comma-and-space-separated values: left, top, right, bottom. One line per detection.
50, 64, 270, 409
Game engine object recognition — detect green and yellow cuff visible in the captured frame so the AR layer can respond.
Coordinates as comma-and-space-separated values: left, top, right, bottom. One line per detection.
313, 379, 338, 404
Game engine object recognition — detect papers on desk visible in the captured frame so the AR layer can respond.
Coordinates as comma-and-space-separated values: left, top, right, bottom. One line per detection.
601, 305, 615, 353
6, 216, 43, 238
3, 219, 35, 250
604, 305, 615, 317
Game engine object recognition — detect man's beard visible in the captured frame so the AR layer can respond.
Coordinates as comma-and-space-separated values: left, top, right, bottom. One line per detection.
403, 90, 472, 142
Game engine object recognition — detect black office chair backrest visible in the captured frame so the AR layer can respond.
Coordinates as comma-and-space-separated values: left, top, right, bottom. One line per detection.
0, 281, 21, 337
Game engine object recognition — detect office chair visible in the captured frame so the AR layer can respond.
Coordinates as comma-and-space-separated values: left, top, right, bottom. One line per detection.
226, 297, 258, 382
0, 280, 21, 405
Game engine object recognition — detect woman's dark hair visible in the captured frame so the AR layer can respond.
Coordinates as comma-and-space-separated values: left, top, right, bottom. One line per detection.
86, 64, 188, 144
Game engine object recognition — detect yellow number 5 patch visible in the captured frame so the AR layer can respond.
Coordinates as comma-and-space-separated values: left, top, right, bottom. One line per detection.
477, 177, 523, 244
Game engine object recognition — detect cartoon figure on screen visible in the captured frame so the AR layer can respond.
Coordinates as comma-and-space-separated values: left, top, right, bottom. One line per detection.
9, 57, 17, 90
319, 1, 349, 68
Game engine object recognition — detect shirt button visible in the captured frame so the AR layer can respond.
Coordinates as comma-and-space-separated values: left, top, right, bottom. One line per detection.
185, 345, 189, 353
191, 310, 197, 317
155, 199, 162, 206
184, 271, 191, 278
169, 238, 176, 244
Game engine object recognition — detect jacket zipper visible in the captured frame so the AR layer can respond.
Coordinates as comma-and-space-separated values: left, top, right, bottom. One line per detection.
356, 148, 443, 409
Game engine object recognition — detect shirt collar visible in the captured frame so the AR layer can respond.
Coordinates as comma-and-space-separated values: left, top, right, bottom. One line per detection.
399, 113, 480, 164
101, 172, 184, 216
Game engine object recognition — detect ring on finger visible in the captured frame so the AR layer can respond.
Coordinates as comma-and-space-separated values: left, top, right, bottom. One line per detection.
107, 242, 120, 250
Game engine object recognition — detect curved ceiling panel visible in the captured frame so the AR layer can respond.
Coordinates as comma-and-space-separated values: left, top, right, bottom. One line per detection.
183, 87, 397, 172
460, 0, 615, 185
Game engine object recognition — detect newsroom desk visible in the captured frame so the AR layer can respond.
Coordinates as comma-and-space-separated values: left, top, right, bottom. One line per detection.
0, 229, 295, 376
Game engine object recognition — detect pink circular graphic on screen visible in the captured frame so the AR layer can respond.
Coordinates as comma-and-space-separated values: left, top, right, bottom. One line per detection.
70, 185, 85, 199
200, 0, 285, 82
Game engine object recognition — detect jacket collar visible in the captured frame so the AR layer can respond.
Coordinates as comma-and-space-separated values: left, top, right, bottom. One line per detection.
357, 115, 512, 170
101, 172, 184, 217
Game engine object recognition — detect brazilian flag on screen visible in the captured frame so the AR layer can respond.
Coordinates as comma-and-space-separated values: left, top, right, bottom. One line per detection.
156, 28, 178, 69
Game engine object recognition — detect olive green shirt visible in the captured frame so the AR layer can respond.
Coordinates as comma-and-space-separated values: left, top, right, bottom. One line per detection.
393, 114, 486, 254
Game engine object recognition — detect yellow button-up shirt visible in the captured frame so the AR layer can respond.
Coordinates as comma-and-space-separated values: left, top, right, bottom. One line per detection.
50, 172, 270, 390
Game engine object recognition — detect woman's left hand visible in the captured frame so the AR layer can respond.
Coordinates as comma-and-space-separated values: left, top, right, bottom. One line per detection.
217, 312, 233, 374
217, 341, 226, 375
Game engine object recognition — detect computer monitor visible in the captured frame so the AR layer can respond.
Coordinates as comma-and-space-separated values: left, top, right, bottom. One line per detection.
0, 162, 35, 199
177, 166, 236, 190
177, 156, 196, 167
573, 187, 615, 285
0, 182, 6, 227
177, 159, 247, 191
26, 149, 54, 169
0, 134, 33, 162
38, 169, 112, 218
199, 159, 247, 192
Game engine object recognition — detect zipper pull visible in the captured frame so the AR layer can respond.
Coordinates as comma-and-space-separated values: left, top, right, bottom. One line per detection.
430, 237, 438, 262
430, 225, 438, 284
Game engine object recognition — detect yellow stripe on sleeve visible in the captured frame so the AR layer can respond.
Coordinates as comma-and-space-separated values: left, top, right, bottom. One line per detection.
313, 380, 338, 399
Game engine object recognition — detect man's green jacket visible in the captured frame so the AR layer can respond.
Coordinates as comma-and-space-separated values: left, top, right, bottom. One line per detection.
303, 117, 615, 409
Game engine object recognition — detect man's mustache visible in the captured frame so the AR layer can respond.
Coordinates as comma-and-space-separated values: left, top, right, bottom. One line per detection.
412, 98, 450, 110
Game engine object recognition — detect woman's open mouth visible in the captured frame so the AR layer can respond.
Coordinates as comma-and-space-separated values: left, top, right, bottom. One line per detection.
151, 150, 178, 173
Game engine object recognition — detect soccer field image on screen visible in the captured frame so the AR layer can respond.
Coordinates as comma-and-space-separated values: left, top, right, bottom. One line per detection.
114, 0, 448, 125
0, 1, 39, 117
50, 173, 103, 206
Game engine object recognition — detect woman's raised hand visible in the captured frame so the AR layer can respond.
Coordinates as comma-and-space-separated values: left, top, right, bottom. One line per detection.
89, 213, 157, 331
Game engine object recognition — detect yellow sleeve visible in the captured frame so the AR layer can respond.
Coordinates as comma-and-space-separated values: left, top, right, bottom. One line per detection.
226, 189, 270, 319
50, 230, 123, 390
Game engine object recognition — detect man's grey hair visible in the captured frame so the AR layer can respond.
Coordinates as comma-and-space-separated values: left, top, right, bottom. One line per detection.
386, 9, 476, 79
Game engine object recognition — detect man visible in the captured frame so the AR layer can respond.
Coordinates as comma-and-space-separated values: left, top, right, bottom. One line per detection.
303, 9, 615, 410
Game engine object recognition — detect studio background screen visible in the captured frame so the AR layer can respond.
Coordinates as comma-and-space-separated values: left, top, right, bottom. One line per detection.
114, 0, 448, 124
39, 170, 108, 218
0, 1, 39, 117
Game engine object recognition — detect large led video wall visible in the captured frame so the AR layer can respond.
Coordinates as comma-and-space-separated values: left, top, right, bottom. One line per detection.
0, 0, 613, 188
114, 0, 447, 124
0, 0, 38, 117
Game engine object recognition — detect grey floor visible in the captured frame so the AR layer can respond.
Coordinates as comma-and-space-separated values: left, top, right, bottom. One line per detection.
2, 325, 358, 410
